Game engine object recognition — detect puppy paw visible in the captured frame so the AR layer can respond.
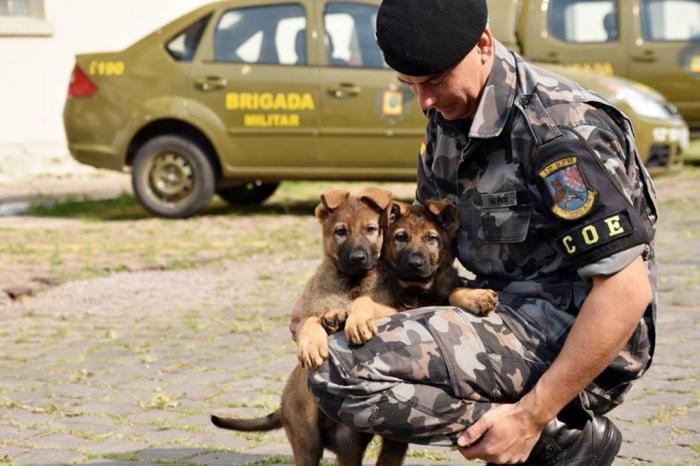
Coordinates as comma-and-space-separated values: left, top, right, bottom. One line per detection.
321, 308, 347, 334
344, 312, 377, 345
297, 337, 329, 369
296, 319, 330, 368
449, 288, 499, 316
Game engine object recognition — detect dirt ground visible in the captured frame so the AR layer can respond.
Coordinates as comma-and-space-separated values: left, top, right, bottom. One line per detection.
0, 171, 698, 465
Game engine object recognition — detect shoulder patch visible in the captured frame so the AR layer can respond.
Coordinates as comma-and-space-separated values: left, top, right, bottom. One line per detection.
558, 211, 634, 257
539, 156, 596, 220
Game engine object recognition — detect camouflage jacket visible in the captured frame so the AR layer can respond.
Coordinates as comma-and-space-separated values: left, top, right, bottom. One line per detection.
416, 41, 658, 397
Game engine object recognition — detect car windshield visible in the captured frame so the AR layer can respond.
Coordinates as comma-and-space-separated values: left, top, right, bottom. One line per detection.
640, 0, 700, 41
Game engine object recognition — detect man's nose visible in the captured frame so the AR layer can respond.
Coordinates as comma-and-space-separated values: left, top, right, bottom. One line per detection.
417, 88, 436, 111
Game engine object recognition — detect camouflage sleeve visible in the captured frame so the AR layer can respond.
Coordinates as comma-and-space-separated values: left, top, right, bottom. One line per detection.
577, 244, 646, 279
415, 120, 439, 203
534, 104, 654, 268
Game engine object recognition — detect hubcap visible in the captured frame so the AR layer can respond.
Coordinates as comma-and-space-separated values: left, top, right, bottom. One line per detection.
147, 152, 194, 204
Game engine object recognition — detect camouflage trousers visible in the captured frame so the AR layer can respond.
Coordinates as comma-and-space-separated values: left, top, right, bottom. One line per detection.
308, 294, 640, 446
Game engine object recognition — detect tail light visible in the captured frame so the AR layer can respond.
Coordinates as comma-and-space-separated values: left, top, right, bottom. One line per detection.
68, 64, 97, 97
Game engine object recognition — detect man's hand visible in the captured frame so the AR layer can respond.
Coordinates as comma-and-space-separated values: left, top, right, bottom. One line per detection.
458, 402, 546, 464
289, 297, 303, 342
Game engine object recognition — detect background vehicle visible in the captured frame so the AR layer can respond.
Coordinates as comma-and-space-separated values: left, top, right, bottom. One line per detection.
495, 0, 700, 135
64, 0, 688, 218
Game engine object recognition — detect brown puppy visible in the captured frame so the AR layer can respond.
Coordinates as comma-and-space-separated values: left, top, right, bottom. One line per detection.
212, 188, 402, 466
336, 199, 498, 346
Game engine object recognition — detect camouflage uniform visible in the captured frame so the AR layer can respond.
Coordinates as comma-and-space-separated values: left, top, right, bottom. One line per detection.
309, 41, 658, 445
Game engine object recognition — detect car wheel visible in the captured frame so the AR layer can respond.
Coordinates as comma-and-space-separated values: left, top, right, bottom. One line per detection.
216, 181, 279, 205
132, 135, 216, 218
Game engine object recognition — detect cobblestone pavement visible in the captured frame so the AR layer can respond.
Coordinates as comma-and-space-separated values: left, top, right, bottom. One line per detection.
0, 171, 698, 465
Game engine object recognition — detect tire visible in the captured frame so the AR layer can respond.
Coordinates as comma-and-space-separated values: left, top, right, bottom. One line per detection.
216, 181, 279, 205
131, 135, 216, 219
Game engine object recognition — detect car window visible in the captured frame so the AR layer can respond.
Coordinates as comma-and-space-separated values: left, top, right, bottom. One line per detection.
166, 14, 212, 61
324, 2, 387, 68
214, 4, 306, 65
640, 0, 700, 41
549, 0, 619, 43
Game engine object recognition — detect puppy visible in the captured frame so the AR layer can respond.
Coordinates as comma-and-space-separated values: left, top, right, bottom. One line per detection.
335, 199, 498, 346
212, 188, 404, 466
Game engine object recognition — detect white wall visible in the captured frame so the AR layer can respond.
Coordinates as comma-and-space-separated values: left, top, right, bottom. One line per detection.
0, 0, 212, 157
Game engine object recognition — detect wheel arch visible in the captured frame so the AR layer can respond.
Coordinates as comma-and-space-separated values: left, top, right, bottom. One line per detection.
126, 119, 223, 178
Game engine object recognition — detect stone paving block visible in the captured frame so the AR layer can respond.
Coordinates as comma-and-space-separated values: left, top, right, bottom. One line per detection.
611, 400, 660, 423
0, 409, 61, 429
13, 448, 84, 465
124, 409, 184, 425
671, 406, 700, 431
188, 451, 268, 465
620, 440, 697, 464
0, 424, 29, 441
639, 391, 697, 408
25, 431, 91, 450
135, 447, 204, 462
77, 439, 153, 456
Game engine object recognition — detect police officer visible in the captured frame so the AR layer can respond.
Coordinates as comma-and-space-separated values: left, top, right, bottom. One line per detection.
303, 0, 659, 464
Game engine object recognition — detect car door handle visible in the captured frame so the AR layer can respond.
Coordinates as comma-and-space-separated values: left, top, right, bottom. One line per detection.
632, 52, 658, 63
544, 51, 560, 63
194, 76, 228, 91
327, 83, 361, 98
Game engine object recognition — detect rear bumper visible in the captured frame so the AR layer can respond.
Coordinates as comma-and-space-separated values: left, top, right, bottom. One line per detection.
68, 143, 125, 172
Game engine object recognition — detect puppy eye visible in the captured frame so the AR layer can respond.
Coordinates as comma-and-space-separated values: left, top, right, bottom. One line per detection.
335, 225, 348, 237
366, 224, 378, 234
395, 231, 409, 243
426, 235, 439, 246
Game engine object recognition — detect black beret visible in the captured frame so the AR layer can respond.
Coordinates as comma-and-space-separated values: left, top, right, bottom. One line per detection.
376, 0, 488, 76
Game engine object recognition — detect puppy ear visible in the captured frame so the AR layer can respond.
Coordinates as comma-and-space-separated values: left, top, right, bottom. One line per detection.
321, 190, 350, 211
382, 201, 409, 228
359, 187, 392, 212
424, 199, 459, 234
315, 189, 350, 222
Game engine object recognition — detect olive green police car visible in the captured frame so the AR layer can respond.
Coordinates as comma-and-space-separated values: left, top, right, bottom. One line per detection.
64, 0, 688, 218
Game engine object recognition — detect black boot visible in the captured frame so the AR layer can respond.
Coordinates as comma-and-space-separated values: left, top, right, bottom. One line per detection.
521, 414, 622, 465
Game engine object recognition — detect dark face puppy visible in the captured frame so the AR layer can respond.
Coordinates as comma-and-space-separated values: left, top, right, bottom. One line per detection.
315, 188, 392, 276
382, 200, 458, 289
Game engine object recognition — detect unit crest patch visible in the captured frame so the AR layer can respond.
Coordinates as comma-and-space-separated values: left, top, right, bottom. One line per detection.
539, 156, 596, 220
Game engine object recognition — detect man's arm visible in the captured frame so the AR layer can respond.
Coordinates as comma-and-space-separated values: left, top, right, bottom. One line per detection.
458, 255, 652, 464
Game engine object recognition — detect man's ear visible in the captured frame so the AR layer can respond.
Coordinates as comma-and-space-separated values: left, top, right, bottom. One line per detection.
424, 199, 459, 235
359, 187, 392, 212
315, 189, 350, 221
381, 201, 409, 229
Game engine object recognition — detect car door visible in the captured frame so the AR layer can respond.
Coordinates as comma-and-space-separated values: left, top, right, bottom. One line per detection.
190, 0, 321, 174
521, 0, 629, 77
317, 0, 424, 176
628, 0, 700, 126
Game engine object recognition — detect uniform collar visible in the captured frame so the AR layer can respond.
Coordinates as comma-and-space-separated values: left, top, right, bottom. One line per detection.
468, 40, 517, 139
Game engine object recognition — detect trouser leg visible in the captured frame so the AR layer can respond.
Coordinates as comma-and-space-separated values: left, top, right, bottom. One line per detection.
308, 305, 549, 446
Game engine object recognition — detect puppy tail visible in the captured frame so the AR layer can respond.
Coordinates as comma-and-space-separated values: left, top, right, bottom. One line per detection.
210, 410, 282, 431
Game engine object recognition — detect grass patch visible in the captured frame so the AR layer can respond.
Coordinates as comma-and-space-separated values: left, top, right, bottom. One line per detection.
28, 192, 146, 221
647, 404, 688, 425
406, 447, 450, 461
138, 389, 181, 410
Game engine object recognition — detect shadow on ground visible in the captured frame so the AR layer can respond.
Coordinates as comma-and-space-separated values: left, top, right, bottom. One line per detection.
25, 187, 416, 221
27, 192, 325, 221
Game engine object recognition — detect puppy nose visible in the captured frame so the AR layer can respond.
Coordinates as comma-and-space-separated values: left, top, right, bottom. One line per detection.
409, 253, 425, 269
350, 249, 369, 265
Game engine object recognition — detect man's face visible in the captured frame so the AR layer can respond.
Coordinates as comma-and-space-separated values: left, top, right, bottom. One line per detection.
397, 30, 494, 121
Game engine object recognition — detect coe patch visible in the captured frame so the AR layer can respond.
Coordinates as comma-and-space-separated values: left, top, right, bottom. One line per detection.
539, 156, 596, 220
559, 211, 633, 257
